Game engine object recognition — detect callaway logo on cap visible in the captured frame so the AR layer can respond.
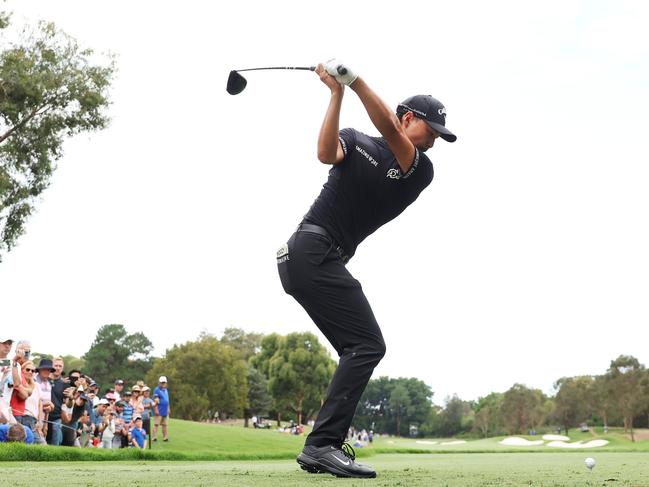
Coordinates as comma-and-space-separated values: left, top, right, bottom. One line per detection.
397, 95, 457, 142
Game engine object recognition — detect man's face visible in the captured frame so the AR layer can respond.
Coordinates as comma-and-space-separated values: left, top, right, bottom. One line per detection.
0, 341, 12, 358
159, 381, 167, 389
53, 360, 64, 378
404, 114, 439, 152
115, 383, 124, 391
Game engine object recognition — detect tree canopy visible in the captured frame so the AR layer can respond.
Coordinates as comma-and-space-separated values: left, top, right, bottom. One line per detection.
266, 332, 336, 425
146, 334, 248, 421
82, 324, 153, 388
0, 14, 114, 259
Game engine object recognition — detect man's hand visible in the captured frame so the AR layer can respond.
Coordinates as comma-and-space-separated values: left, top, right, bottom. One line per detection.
315, 64, 343, 94
324, 59, 358, 86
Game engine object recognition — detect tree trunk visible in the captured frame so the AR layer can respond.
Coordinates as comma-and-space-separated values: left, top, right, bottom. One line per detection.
244, 417, 249, 428
628, 416, 635, 442
297, 398, 303, 426
277, 412, 281, 427
396, 414, 401, 437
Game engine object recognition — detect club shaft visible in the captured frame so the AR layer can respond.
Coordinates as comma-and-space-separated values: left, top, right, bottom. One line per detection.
235, 66, 315, 72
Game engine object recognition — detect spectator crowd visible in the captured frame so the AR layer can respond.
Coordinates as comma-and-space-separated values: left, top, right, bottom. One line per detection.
0, 338, 171, 447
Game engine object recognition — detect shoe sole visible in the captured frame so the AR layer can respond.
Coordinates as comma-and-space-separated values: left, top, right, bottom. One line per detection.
297, 453, 376, 479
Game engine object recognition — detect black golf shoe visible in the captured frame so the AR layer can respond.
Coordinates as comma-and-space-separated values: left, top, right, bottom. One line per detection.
297, 442, 376, 478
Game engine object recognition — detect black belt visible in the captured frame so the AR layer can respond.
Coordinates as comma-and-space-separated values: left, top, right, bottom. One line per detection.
296, 223, 350, 264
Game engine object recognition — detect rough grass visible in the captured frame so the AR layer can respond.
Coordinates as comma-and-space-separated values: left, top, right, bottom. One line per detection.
1, 420, 647, 462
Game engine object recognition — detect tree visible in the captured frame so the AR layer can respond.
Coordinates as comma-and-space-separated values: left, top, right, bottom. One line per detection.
354, 376, 433, 436
593, 374, 616, 430
436, 395, 471, 437
552, 376, 595, 435
247, 365, 272, 421
220, 327, 263, 361
606, 355, 647, 441
354, 376, 392, 433
146, 334, 248, 421
501, 384, 549, 435
250, 332, 282, 378
473, 392, 504, 437
0, 15, 114, 259
389, 384, 411, 436
267, 332, 336, 425
82, 324, 153, 388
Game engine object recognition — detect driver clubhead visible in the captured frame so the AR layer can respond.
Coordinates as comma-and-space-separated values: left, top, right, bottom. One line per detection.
227, 70, 247, 95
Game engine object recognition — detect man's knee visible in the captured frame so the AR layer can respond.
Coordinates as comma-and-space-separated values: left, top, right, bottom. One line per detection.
357, 339, 385, 365
374, 338, 386, 362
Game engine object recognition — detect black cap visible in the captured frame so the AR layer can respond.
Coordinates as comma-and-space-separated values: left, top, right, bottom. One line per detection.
397, 95, 457, 142
36, 358, 55, 372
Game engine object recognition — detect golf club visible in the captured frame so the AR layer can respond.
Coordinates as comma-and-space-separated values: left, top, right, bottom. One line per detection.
226, 65, 348, 95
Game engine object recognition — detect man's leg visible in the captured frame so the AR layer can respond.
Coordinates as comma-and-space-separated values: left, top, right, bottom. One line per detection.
162, 416, 168, 440
51, 419, 63, 446
294, 280, 386, 447
152, 417, 159, 441
283, 233, 385, 441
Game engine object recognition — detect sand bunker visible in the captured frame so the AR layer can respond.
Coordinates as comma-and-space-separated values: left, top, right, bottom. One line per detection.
415, 440, 438, 445
440, 440, 467, 445
499, 437, 545, 446
546, 440, 609, 449
542, 434, 570, 441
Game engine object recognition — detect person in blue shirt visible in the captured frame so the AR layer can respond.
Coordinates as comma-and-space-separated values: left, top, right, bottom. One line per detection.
120, 393, 134, 448
153, 376, 170, 442
129, 416, 147, 449
0, 423, 34, 443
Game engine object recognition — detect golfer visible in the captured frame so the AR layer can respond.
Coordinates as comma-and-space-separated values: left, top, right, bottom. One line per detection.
277, 60, 456, 478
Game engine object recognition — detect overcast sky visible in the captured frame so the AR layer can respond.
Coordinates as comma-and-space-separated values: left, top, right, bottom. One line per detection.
2, 0, 648, 404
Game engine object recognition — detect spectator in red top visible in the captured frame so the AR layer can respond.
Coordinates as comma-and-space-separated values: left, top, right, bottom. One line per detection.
10, 360, 36, 428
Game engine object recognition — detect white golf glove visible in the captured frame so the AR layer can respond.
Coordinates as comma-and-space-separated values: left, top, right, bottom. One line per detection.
324, 59, 358, 86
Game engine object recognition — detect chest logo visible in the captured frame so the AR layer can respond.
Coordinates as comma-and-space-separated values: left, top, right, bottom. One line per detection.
386, 168, 401, 179
355, 145, 378, 167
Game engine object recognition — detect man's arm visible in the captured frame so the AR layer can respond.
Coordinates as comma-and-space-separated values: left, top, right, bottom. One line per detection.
11, 364, 31, 400
131, 435, 140, 448
315, 64, 345, 165
349, 77, 415, 173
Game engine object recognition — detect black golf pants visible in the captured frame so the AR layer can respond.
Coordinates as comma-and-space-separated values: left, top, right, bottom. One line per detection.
277, 230, 386, 447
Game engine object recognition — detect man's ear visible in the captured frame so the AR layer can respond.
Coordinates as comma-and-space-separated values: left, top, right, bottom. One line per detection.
401, 111, 415, 127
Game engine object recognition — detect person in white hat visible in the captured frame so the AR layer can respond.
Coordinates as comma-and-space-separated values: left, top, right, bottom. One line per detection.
152, 376, 170, 442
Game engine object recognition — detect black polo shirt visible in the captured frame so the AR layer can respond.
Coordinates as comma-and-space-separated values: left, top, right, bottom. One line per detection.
304, 128, 434, 259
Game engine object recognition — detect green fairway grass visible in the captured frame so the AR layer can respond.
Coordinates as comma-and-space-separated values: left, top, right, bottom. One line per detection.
2, 453, 649, 486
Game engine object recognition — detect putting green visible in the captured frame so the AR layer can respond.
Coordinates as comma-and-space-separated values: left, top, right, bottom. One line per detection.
3, 452, 648, 486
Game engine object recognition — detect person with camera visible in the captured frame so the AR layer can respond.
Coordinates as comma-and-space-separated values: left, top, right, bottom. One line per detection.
99, 407, 117, 449
9, 342, 36, 428
46, 357, 66, 445
60, 374, 87, 446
